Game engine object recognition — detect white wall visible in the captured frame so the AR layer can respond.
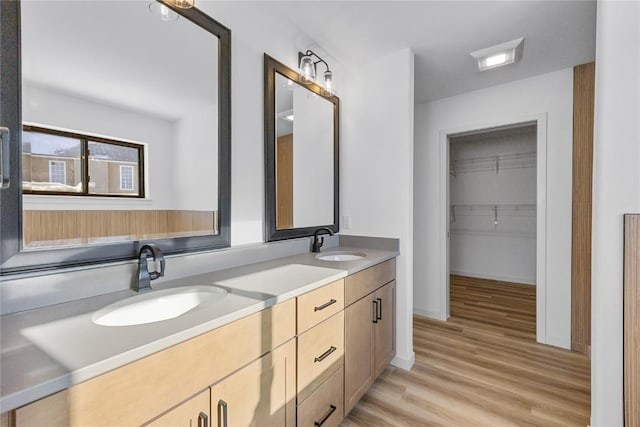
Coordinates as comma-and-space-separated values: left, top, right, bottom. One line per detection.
22, 83, 175, 210
450, 129, 537, 285
341, 48, 416, 370
173, 105, 218, 212
591, 0, 640, 425
197, 2, 341, 245
414, 68, 573, 349
293, 88, 334, 228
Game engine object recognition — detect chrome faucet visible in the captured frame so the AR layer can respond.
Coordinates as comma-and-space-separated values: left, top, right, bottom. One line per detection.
311, 227, 334, 253
135, 243, 165, 292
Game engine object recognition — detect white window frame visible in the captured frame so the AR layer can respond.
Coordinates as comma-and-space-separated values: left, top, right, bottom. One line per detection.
48, 160, 66, 185
119, 165, 134, 191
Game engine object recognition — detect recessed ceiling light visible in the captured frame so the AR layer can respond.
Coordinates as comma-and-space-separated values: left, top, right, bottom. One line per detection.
470, 37, 525, 71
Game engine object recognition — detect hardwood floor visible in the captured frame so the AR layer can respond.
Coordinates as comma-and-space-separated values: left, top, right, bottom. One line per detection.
341, 276, 591, 427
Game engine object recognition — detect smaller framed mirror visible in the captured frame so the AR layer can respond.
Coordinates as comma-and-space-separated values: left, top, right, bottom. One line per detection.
264, 54, 339, 241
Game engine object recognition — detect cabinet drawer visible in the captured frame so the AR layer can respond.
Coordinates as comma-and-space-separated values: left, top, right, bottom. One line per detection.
297, 279, 344, 334
345, 259, 396, 306
297, 311, 345, 402
297, 366, 344, 427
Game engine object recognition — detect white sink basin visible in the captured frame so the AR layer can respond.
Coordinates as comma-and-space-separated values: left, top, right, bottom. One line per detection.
93, 286, 227, 327
316, 251, 366, 262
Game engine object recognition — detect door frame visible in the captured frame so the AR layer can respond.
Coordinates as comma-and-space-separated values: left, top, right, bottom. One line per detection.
438, 113, 548, 344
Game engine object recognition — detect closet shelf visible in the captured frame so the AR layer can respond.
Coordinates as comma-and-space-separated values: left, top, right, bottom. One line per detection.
450, 152, 536, 176
450, 204, 535, 215
450, 229, 536, 239
450, 204, 536, 226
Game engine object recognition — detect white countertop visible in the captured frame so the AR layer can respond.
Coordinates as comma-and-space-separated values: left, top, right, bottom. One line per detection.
0, 245, 397, 412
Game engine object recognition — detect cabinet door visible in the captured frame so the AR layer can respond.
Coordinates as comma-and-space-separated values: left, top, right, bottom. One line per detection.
374, 281, 396, 378
210, 339, 296, 427
344, 295, 375, 415
147, 389, 210, 427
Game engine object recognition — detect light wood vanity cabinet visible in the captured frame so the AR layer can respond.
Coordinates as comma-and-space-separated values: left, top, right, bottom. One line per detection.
146, 389, 210, 427
209, 339, 297, 427
6, 258, 397, 427
344, 260, 396, 415
11, 299, 296, 427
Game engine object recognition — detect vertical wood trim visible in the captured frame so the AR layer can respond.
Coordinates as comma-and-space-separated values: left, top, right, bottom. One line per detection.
571, 62, 595, 354
624, 215, 640, 427
276, 134, 293, 229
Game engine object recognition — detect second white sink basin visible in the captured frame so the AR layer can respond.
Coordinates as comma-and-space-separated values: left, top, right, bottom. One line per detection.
316, 251, 366, 262
93, 286, 227, 327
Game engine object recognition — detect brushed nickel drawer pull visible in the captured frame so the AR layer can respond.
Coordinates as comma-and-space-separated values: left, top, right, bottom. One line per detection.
314, 345, 337, 363
198, 412, 209, 427
376, 297, 383, 321
314, 404, 337, 427
217, 400, 228, 427
314, 298, 337, 311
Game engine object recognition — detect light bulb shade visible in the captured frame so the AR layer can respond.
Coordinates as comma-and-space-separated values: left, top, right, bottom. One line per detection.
149, 2, 179, 21
167, 0, 195, 9
299, 55, 316, 83
323, 70, 334, 96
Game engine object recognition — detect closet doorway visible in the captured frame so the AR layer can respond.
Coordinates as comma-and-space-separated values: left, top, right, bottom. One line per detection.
444, 121, 544, 341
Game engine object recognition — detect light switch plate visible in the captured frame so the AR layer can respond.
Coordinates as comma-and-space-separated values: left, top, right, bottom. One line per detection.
342, 215, 351, 230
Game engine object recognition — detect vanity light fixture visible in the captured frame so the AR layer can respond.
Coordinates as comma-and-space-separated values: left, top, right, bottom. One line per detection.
169, 0, 195, 8
298, 49, 335, 96
470, 37, 525, 71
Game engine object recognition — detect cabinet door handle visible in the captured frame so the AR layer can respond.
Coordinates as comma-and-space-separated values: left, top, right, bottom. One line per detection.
198, 412, 209, 427
314, 298, 337, 311
1, 127, 10, 190
372, 299, 378, 323
314, 404, 337, 427
377, 297, 383, 321
217, 400, 228, 427
314, 345, 337, 363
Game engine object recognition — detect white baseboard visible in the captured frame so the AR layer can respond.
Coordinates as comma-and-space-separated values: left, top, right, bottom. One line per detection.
413, 307, 447, 321
450, 269, 536, 286
391, 351, 415, 371
545, 334, 571, 350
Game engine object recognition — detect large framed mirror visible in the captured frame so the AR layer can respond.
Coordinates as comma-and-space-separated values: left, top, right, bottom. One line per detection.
264, 54, 339, 241
0, 1, 231, 274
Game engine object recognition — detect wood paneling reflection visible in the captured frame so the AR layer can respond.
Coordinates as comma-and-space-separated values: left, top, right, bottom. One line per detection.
23, 210, 216, 247
276, 134, 293, 229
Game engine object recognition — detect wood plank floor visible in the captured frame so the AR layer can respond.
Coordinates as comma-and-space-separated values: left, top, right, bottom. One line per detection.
341, 276, 591, 427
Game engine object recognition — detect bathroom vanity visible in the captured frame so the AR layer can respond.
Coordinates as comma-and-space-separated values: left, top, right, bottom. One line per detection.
1, 247, 397, 427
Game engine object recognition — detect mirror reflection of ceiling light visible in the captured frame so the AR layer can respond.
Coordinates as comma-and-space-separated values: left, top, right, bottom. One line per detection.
470, 37, 525, 71
149, 2, 179, 21
298, 49, 335, 96
149, 0, 194, 21
278, 110, 294, 122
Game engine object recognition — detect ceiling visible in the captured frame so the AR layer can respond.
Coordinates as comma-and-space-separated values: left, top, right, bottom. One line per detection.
258, 1, 597, 103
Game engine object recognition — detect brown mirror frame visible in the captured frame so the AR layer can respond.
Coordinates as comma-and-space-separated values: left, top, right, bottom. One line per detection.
263, 54, 340, 242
